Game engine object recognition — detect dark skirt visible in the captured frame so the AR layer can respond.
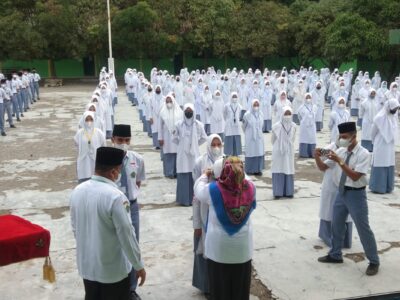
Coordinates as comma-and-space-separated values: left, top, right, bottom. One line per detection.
204, 124, 211, 136
263, 120, 272, 133
369, 166, 395, 194
245, 156, 264, 174
318, 219, 352, 248
176, 172, 194, 206
361, 140, 373, 152
240, 110, 246, 121
147, 120, 152, 137
272, 173, 294, 197
207, 259, 251, 300
299, 143, 316, 158
224, 135, 242, 156
350, 108, 359, 117
192, 235, 209, 293
152, 132, 160, 148
293, 114, 300, 125
316, 121, 323, 132
357, 118, 362, 128
163, 153, 177, 178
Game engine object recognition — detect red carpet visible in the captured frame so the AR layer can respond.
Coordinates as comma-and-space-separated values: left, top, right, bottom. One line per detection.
0, 215, 50, 266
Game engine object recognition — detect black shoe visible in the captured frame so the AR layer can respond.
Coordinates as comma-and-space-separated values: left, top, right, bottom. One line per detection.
274, 196, 281, 200
130, 290, 142, 300
10, 125, 16, 128
21, 113, 24, 117
1, 132, 6, 136
17, 118, 21, 122
255, 172, 263, 176
12, 114, 15, 117
366, 263, 379, 276
318, 255, 343, 263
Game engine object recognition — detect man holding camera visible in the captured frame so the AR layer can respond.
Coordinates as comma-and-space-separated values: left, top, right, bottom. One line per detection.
314, 122, 380, 276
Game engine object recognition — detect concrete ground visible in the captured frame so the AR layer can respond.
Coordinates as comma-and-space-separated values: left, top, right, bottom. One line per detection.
0, 85, 399, 300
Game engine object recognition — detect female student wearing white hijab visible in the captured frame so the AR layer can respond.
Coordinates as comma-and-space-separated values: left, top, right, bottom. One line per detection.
260, 81, 273, 132
192, 135, 223, 296
359, 89, 380, 152
369, 98, 399, 194
201, 85, 212, 135
242, 99, 265, 175
99, 83, 113, 139
173, 103, 207, 206
292, 79, 306, 124
158, 94, 183, 178
311, 81, 325, 131
376, 81, 388, 106
315, 143, 353, 249
328, 97, 350, 143
74, 111, 106, 183
149, 85, 163, 148
78, 103, 106, 137
209, 90, 225, 140
273, 90, 292, 121
297, 93, 318, 158
350, 78, 362, 117
223, 92, 242, 156
271, 106, 297, 199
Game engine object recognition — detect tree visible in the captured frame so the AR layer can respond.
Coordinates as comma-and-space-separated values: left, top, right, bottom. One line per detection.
324, 13, 388, 68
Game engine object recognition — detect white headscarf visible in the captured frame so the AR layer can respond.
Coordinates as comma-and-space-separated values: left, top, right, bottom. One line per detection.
159, 94, 183, 134
207, 134, 223, 163
373, 98, 399, 144
276, 106, 294, 154
182, 103, 198, 156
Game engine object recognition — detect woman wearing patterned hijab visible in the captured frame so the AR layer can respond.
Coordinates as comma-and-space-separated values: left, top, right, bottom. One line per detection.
194, 156, 256, 300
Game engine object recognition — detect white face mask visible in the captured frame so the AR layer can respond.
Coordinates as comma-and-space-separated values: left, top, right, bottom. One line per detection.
166, 103, 173, 109
211, 147, 222, 157
393, 87, 398, 92
306, 98, 312, 103
338, 103, 345, 108
338, 136, 353, 148
253, 106, 259, 111
114, 143, 129, 151
340, 85, 345, 90
85, 121, 93, 129
283, 115, 292, 122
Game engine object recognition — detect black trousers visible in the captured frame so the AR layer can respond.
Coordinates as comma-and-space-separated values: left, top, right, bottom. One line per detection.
83, 274, 130, 300
207, 259, 252, 300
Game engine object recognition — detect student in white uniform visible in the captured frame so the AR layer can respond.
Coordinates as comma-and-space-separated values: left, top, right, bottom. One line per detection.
273, 90, 291, 120
271, 106, 297, 199
149, 85, 163, 149
70, 147, 146, 300
99, 83, 113, 139
350, 78, 362, 117
292, 79, 306, 124
194, 156, 256, 300
311, 81, 325, 131
74, 111, 106, 183
297, 93, 317, 158
369, 99, 399, 194
158, 94, 183, 178
223, 92, 242, 156
201, 85, 212, 135
315, 142, 353, 248
359, 89, 379, 152
192, 135, 223, 296
209, 90, 225, 140
316, 122, 380, 276
32, 68, 41, 100
328, 97, 350, 143
260, 81, 273, 132
111, 125, 146, 300
173, 103, 207, 206
242, 99, 264, 175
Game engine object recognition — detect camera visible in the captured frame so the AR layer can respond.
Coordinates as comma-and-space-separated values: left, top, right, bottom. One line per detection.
320, 149, 331, 156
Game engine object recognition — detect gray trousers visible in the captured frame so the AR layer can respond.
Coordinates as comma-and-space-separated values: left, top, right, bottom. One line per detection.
129, 200, 140, 291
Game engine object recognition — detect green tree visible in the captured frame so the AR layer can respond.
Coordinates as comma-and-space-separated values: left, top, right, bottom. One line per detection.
324, 13, 388, 68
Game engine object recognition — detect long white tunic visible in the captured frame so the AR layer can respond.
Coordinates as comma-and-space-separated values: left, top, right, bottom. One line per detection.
298, 103, 317, 144
371, 124, 396, 167
260, 89, 273, 120
242, 111, 264, 157
158, 117, 178, 154
224, 103, 242, 136
329, 109, 350, 143
173, 119, 207, 173
271, 122, 297, 174
149, 94, 162, 132
74, 128, 106, 180
209, 98, 225, 134
359, 99, 380, 141
273, 99, 292, 119
311, 89, 325, 122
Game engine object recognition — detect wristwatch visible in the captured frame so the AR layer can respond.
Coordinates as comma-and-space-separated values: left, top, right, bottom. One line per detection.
339, 160, 345, 166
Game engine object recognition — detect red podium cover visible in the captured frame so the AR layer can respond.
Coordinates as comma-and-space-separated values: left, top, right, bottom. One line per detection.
0, 215, 51, 266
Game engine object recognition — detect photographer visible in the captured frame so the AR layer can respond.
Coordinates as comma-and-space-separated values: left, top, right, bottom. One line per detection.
315, 122, 379, 276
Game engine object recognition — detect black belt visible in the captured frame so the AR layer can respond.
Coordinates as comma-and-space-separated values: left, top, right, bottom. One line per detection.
130, 199, 137, 204
344, 186, 365, 191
